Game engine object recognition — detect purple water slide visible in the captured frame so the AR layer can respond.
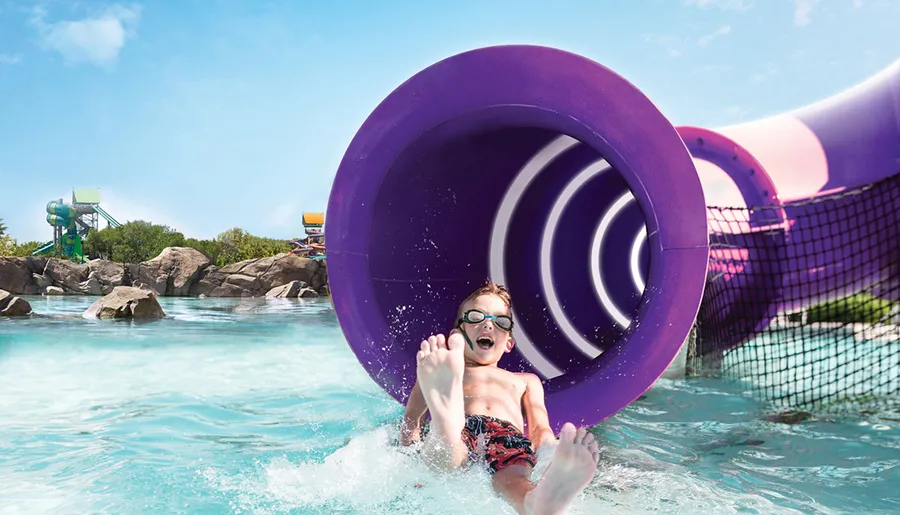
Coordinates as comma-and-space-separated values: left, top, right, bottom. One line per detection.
689, 59, 900, 206
680, 59, 900, 350
326, 45, 709, 430
326, 44, 899, 426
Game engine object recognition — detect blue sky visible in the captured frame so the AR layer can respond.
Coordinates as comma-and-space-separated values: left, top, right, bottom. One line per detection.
1, 0, 898, 243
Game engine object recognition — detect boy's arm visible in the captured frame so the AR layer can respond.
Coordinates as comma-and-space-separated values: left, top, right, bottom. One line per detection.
399, 379, 428, 446
521, 373, 556, 450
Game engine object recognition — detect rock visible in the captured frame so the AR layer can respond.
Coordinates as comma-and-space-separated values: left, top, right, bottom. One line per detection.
317, 284, 330, 296
189, 265, 225, 297
191, 254, 323, 298
33, 273, 52, 289
311, 266, 328, 290
87, 259, 125, 294
3, 297, 32, 315
135, 247, 210, 296
75, 274, 104, 295
125, 263, 140, 287
0, 289, 32, 316
224, 273, 257, 290
2, 256, 126, 295
764, 410, 813, 425
217, 253, 320, 295
44, 259, 90, 293
0, 258, 39, 294
83, 286, 166, 320
0, 248, 328, 299
207, 282, 247, 298
298, 287, 319, 298
266, 280, 305, 298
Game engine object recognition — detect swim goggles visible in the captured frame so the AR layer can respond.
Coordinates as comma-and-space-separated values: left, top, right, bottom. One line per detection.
457, 309, 514, 332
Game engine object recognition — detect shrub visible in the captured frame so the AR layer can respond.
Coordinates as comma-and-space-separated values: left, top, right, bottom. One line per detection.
806, 293, 896, 324
80, 222, 293, 266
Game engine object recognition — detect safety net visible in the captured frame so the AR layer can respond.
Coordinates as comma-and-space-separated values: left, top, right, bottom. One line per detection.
688, 172, 900, 415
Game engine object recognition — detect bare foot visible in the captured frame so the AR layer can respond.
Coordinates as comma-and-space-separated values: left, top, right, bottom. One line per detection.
417, 332, 467, 467
524, 422, 599, 515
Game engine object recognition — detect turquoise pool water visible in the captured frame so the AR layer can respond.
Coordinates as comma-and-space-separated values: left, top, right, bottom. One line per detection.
1, 296, 898, 514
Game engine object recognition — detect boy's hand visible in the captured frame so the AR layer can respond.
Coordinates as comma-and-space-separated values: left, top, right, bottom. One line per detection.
401, 380, 428, 446
532, 428, 557, 450
535, 438, 558, 459
399, 420, 419, 446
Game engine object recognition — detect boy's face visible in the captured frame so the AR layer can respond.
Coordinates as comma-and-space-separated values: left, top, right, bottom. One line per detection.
458, 293, 514, 366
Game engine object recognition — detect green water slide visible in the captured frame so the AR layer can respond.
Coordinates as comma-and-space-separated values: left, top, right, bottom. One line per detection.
44, 201, 84, 262
93, 205, 121, 228
32, 240, 56, 256
33, 189, 120, 263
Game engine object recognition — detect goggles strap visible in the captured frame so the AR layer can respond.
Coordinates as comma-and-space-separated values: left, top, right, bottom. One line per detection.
455, 320, 475, 350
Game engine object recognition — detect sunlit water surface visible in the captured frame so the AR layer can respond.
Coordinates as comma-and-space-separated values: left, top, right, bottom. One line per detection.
1, 295, 898, 514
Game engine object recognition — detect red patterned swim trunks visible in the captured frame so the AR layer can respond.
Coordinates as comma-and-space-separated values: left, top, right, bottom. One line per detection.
461, 414, 537, 474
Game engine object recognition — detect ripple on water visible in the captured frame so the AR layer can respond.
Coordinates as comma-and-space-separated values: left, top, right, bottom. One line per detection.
0, 297, 898, 514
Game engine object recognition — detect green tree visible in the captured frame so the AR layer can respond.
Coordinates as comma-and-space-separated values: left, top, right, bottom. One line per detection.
211, 227, 292, 266
0, 236, 59, 258
0, 234, 13, 255
81, 221, 293, 265
84, 220, 185, 262
0, 218, 7, 237
184, 237, 223, 264
215, 227, 248, 266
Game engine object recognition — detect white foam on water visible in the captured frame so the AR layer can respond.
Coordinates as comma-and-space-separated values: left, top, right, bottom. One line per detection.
200, 427, 508, 514
0, 337, 379, 424
198, 426, 811, 515
0, 465, 117, 515
0, 479, 73, 515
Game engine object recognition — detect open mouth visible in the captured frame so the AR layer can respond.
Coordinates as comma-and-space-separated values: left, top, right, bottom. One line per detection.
475, 336, 494, 350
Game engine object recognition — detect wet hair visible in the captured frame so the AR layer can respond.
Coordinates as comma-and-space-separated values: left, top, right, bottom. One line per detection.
457, 280, 512, 317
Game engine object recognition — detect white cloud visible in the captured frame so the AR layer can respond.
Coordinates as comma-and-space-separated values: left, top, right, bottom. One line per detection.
0, 53, 22, 65
642, 33, 691, 57
682, 0, 753, 10
29, 4, 141, 69
698, 25, 732, 46
793, 0, 820, 26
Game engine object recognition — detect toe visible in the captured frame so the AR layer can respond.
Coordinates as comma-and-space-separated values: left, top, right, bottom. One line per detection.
575, 427, 588, 445
559, 422, 577, 444
447, 331, 465, 351
581, 431, 595, 447
436, 333, 447, 349
589, 441, 600, 462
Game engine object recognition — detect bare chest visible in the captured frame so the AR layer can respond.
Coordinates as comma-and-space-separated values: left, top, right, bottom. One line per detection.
461, 369, 526, 411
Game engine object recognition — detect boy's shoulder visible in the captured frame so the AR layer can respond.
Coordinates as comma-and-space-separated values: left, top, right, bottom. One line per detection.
513, 371, 543, 387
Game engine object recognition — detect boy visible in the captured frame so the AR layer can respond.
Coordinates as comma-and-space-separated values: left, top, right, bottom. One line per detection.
400, 281, 599, 515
